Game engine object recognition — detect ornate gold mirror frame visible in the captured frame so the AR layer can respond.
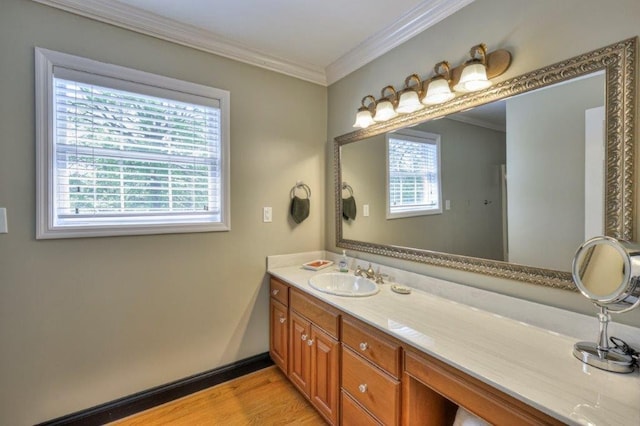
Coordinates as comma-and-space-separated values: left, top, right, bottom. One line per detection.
334, 38, 636, 290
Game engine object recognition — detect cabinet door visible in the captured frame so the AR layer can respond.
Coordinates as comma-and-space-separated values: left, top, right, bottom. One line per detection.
269, 298, 288, 373
310, 327, 340, 425
289, 310, 311, 397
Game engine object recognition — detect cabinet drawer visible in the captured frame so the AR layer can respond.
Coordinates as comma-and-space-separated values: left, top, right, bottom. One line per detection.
290, 288, 339, 339
341, 391, 382, 426
270, 278, 289, 306
342, 316, 401, 378
342, 347, 400, 425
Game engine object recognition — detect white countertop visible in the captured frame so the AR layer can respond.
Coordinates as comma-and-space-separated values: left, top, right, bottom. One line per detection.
267, 252, 640, 426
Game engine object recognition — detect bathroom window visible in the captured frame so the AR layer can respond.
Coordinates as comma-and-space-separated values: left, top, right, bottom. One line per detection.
35, 48, 230, 239
386, 129, 442, 219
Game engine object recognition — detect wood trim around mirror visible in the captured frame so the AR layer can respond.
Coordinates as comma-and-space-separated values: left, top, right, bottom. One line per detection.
334, 38, 636, 291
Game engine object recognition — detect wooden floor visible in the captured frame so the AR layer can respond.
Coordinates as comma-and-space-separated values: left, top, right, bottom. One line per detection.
111, 366, 327, 425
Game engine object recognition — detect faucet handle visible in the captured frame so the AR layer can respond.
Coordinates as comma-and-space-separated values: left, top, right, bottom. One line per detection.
366, 263, 375, 277
374, 273, 388, 284
354, 265, 364, 276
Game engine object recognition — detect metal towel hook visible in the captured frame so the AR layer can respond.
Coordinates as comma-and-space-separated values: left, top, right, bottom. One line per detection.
342, 182, 354, 197
290, 181, 311, 199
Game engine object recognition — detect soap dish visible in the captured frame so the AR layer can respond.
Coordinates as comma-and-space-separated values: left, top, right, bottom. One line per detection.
302, 260, 334, 271
391, 284, 412, 294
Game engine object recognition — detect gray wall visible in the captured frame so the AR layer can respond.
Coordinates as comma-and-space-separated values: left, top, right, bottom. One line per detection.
342, 119, 505, 259
0, 1, 326, 424
326, 0, 640, 325
507, 75, 605, 271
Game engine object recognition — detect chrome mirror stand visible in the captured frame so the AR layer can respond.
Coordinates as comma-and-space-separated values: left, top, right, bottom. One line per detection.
571, 236, 640, 373
572, 306, 634, 373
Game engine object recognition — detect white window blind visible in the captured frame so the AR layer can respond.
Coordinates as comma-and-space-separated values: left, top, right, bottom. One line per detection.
387, 130, 442, 218
36, 48, 230, 238
54, 77, 221, 218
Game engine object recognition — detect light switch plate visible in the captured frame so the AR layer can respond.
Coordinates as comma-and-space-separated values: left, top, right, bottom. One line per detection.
363, 204, 370, 217
0, 208, 7, 233
263, 207, 272, 223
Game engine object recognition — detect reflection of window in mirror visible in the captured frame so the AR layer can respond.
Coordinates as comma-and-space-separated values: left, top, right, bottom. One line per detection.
386, 129, 442, 219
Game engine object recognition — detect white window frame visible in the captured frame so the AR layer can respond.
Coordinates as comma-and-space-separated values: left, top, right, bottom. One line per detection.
386, 129, 442, 219
35, 47, 230, 239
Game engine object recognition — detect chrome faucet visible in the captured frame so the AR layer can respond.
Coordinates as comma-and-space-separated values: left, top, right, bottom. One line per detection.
355, 263, 386, 284
354, 264, 374, 278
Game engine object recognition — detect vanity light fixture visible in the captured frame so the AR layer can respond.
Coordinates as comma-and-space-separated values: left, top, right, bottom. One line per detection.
352, 42, 511, 128
352, 95, 377, 128
396, 74, 425, 113
373, 86, 399, 122
423, 61, 455, 105
453, 44, 493, 92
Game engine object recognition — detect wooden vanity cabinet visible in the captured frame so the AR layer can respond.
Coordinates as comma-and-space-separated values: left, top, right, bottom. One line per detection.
288, 287, 340, 425
269, 275, 562, 426
341, 316, 402, 425
269, 278, 289, 374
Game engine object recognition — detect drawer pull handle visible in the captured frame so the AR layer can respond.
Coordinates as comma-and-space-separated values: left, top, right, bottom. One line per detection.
279, 317, 286, 324
301, 334, 307, 341
307, 339, 314, 347
359, 342, 369, 351
358, 384, 368, 393
272, 289, 279, 296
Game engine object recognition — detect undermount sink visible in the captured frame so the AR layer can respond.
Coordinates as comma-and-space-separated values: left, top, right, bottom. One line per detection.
308, 272, 379, 297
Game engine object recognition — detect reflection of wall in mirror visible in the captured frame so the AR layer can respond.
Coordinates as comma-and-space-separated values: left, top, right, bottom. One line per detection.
342, 118, 506, 260
580, 244, 625, 297
506, 74, 605, 272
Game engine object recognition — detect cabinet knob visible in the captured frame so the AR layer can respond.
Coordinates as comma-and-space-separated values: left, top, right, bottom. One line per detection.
359, 342, 369, 351
307, 339, 314, 346
272, 289, 279, 296
279, 317, 286, 324
301, 334, 307, 341
358, 384, 368, 393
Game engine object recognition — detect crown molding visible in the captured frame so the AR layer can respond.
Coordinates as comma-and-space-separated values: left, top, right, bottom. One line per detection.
325, 0, 475, 85
31, 0, 327, 85
32, 0, 474, 87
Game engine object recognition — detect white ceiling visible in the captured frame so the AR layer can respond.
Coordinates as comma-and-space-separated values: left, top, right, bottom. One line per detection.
33, 0, 474, 85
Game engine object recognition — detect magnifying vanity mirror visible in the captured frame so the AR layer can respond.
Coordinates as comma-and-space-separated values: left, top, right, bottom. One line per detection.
334, 38, 636, 290
572, 236, 640, 373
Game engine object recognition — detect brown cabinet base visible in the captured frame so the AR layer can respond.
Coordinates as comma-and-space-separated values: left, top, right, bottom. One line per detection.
269, 276, 562, 426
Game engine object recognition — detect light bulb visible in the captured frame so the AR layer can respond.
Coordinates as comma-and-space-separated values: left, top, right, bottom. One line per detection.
423, 78, 455, 105
397, 90, 424, 113
373, 100, 398, 122
353, 109, 375, 128
454, 63, 492, 92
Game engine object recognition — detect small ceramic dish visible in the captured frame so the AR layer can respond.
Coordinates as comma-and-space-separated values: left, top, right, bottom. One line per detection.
302, 260, 334, 271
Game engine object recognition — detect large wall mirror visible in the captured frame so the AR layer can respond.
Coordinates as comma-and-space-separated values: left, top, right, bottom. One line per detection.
335, 38, 636, 290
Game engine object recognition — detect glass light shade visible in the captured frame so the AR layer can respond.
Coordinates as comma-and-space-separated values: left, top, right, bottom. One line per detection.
453, 62, 492, 92
373, 100, 398, 122
353, 109, 375, 128
396, 90, 424, 113
422, 78, 455, 105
